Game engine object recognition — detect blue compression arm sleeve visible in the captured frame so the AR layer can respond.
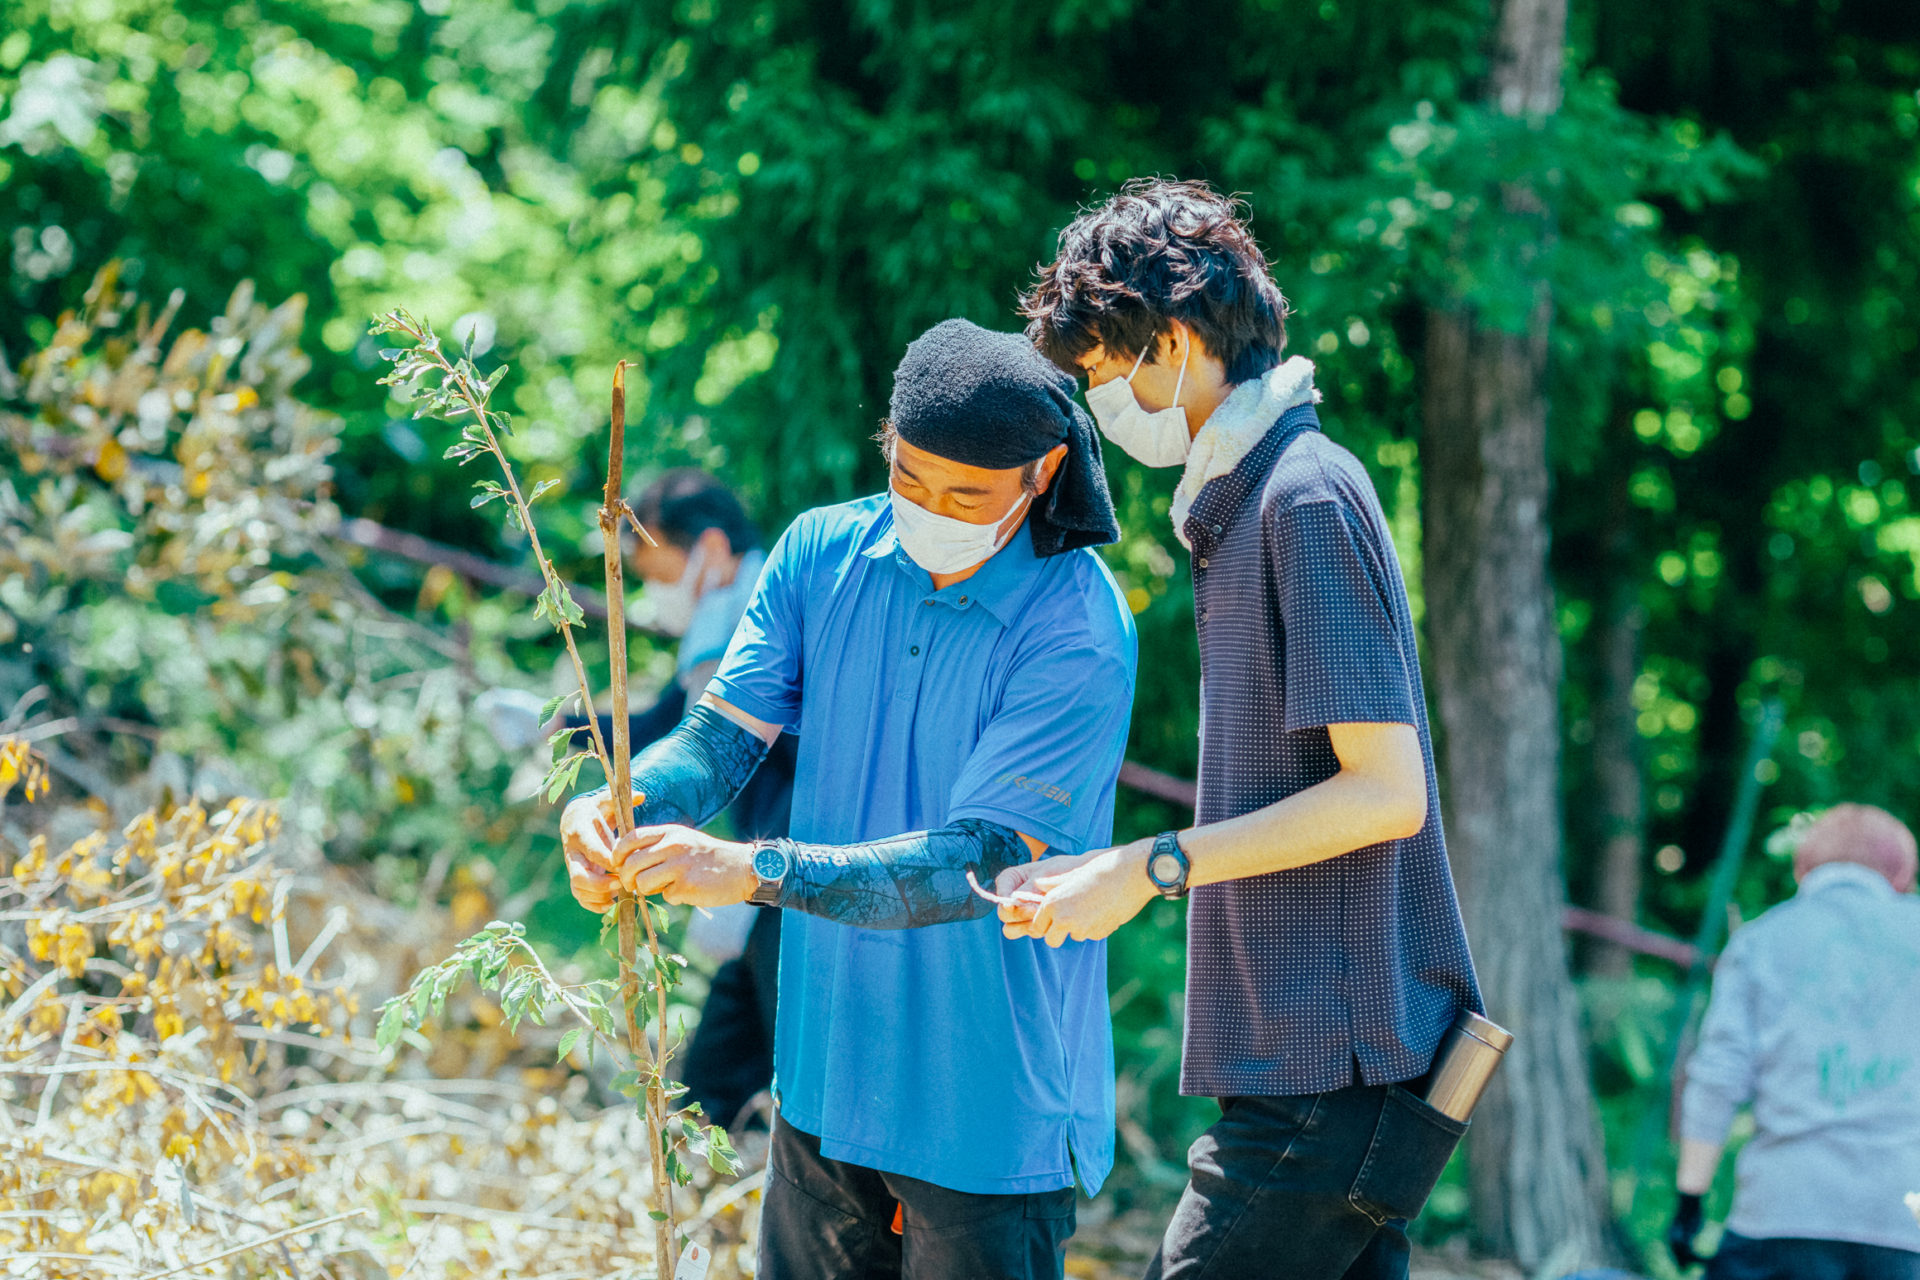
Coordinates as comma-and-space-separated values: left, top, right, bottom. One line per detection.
769, 818, 1031, 930
584, 703, 771, 829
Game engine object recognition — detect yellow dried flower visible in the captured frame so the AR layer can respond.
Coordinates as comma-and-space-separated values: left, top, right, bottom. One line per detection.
0, 739, 50, 803
56, 923, 94, 979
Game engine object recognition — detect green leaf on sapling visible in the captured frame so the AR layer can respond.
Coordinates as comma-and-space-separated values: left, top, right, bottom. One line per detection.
544, 752, 589, 802
582, 991, 618, 1040
374, 996, 410, 1049
534, 580, 586, 631
702, 1124, 741, 1175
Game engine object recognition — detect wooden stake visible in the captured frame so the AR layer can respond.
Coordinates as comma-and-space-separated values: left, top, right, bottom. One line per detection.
601, 360, 675, 1271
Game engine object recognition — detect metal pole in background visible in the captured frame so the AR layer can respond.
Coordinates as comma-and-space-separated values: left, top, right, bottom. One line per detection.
1687, 698, 1787, 966
1627, 696, 1784, 1224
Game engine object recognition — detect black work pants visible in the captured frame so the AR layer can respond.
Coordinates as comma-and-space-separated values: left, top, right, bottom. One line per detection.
1709, 1234, 1920, 1280
1145, 1083, 1465, 1280
758, 1114, 1076, 1280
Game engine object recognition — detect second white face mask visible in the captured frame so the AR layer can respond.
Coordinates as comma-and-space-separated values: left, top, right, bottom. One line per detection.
1085, 341, 1191, 467
645, 541, 709, 637
889, 487, 1031, 576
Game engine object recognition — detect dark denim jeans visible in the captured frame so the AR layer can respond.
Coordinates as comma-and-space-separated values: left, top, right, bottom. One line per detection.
1145, 1083, 1465, 1280
758, 1114, 1076, 1280
1709, 1234, 1920, 1280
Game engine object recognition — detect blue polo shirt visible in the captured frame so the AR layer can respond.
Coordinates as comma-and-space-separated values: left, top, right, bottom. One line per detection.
707, 494, 1136, 1195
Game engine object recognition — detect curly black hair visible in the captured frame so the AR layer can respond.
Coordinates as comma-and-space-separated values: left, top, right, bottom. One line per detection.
1019, 178, 1290, 385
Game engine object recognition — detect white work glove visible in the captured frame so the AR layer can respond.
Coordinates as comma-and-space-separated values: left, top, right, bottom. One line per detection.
475, 687, 550, 753
685, 902, 757, 963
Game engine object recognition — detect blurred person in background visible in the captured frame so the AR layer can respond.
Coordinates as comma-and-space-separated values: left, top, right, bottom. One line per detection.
618, 469, 795, 1130
481, 469, 796, 1129
1668, 803, 1920, 1279
614, 468, 797, 845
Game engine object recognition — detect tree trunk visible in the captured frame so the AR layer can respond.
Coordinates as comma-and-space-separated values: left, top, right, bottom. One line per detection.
1419, 0, 1614, 1264
1590, 592, 1647, 975
1589, 427, 1647, 978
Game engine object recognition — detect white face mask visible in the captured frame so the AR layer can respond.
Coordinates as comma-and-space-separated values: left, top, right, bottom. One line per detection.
889, 486, 1031, 576
645, 541, 709, 637
1084, 341, 1191, 467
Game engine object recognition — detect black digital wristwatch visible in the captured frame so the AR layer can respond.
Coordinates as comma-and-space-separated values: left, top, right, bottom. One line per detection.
1146, 830, 1190, 899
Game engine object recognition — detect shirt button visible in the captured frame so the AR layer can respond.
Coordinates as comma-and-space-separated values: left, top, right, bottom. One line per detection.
1211, 524, 1223, 536
1198, 558, 1209, 569
958, 595, 968, 605
910, 645, 920, 656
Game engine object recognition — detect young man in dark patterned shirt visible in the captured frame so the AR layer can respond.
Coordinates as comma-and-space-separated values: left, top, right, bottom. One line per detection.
999, 179, 1483, 1280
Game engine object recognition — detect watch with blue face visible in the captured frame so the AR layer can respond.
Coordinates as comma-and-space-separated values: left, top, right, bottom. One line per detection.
1146, 830, 1190, 899
748, 840, 790, 907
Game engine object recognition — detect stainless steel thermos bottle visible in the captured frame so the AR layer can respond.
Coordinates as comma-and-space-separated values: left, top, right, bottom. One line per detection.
1423, 1011, 1514, 1122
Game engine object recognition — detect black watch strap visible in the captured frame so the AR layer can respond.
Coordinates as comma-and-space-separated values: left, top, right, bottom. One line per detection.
1146, 830, 1190, 900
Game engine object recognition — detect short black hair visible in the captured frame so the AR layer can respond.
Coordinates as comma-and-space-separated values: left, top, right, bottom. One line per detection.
1019, 178, 1290, 385
630, 469, 760, 553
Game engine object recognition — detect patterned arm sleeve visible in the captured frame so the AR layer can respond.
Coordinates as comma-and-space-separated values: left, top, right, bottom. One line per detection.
770, 818, 1029, 930
581, 703, 771, 830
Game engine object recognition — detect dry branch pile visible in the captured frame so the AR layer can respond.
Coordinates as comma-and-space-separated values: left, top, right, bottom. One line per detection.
0, 745, 761, 1280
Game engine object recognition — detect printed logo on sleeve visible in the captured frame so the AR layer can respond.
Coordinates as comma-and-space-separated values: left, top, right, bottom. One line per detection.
996, 771, 1072, 808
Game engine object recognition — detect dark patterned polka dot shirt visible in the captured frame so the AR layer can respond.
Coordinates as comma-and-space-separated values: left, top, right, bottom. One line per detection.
1180, 403, 1482, 1099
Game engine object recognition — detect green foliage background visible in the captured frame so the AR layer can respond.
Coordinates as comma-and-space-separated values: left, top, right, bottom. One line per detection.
4, 0, 1919, 1264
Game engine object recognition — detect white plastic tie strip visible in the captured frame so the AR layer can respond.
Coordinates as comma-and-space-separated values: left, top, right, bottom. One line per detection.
965, 868, 1044, 909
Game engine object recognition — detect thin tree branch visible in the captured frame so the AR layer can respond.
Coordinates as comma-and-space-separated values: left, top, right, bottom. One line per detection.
132, 1208, 372, 1280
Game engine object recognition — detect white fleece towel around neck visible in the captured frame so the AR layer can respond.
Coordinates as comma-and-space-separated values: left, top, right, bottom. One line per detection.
1170, 356, 1319, 547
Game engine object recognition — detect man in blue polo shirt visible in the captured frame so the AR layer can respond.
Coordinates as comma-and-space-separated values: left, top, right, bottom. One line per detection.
1001, 180, 1481, 1279
558, 319, 1136, 1280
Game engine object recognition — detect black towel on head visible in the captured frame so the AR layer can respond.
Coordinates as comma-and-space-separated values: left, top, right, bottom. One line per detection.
888, 318, 1119, 557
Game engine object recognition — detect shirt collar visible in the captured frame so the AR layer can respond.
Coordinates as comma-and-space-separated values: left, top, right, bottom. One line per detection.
862, 499, 1042, 625
1798, 860, 1899, 899
1171, 358, 1319, 547
1183, 403, 1321, 557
